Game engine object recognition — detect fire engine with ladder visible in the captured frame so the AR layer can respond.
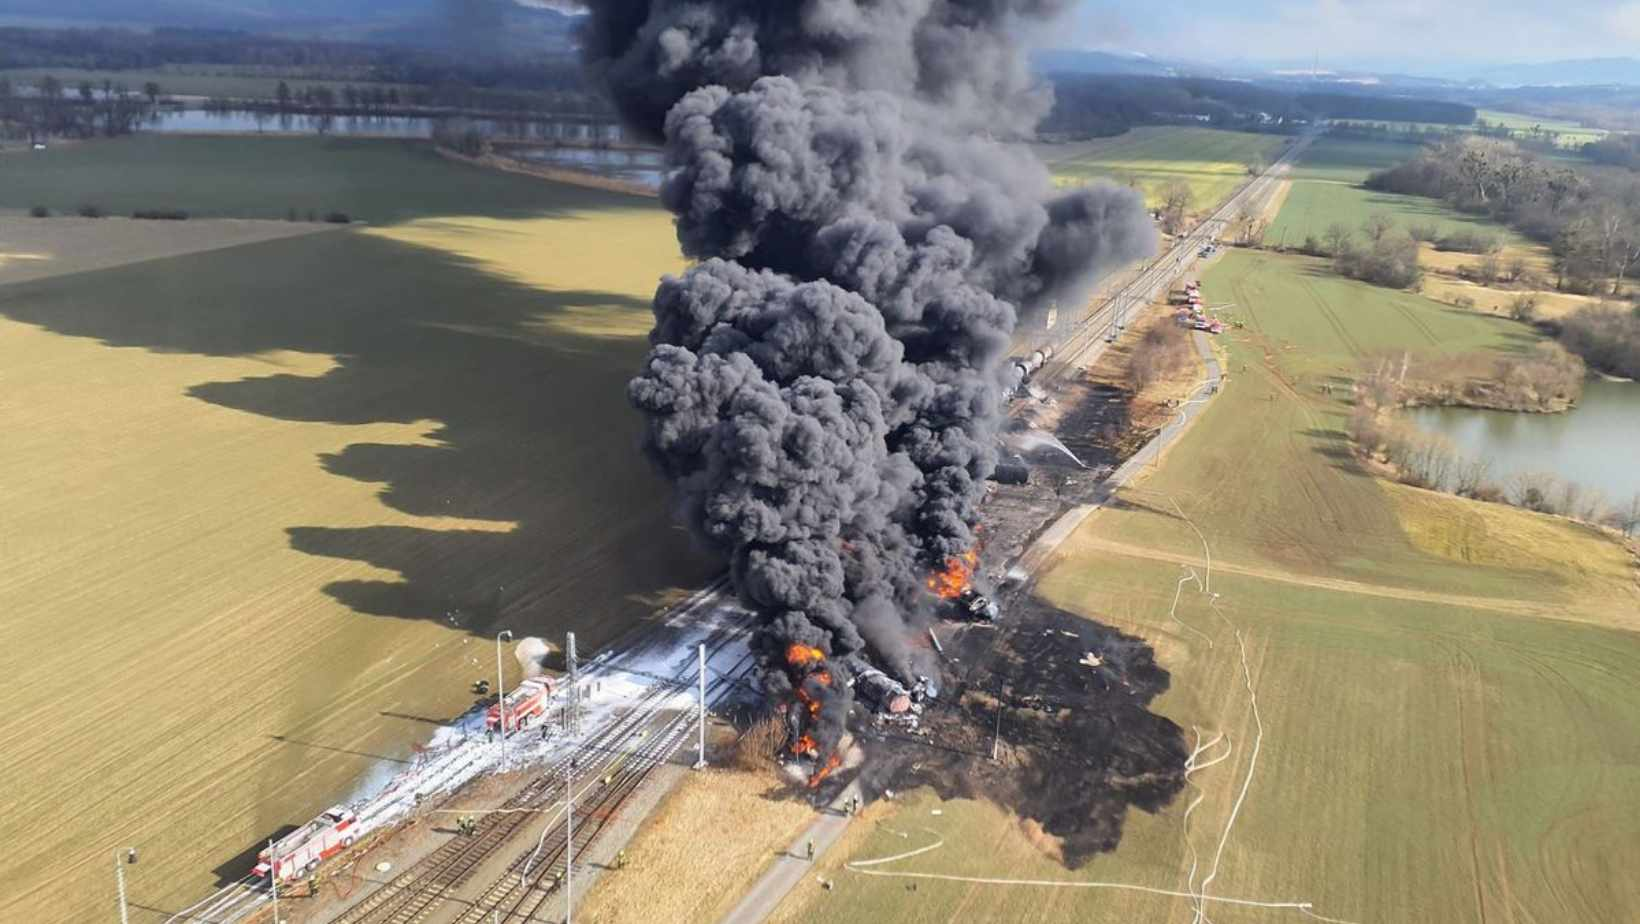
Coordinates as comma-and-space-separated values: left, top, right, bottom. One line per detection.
486, 676, 554, 733
254, 807, 357, 883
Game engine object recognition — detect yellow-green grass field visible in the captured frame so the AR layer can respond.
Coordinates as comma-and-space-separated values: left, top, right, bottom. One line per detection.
1263, 137, 1530, 251
1045, 126, 1289, 214
771, 248, 1640, 923
1477, 109, 1608, 146
1108, 250, 1632, 613
773, 549, 1640, 924
0, 138, 715, 922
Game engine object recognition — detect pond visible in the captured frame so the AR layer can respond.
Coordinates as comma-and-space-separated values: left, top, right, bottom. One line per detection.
1405, 377, 1640, 504
509, 145, 666, 190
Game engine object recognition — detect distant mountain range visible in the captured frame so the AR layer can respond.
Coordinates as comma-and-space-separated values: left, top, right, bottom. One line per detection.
1030, 49, 1181, 78
1463, 58, 1640, 88
1034, 46, 1640, 91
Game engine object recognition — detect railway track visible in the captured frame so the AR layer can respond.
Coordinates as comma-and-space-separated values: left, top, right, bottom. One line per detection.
330, 682, 683, 924
1022, 130, 1317, 396
448, 647, 757, 924
329, 611, 757, 924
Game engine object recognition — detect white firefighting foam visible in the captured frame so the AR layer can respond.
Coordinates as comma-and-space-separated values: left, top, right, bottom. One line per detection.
342, 585, 755, 843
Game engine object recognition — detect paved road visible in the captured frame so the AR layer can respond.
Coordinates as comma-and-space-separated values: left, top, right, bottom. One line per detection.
717, 780, 863, 924
1016, 328, 1223, 575
1025, 127, 1315, 393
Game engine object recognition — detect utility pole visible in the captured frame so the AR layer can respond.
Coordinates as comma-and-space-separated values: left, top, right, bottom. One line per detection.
114, 849, 130, 924
496, 629, 514, 770
991, 702, 1002, 762
269, 839, 278, 924
565, 632, 580, 734
695, 643, 707, 769
565, 762, 575, 924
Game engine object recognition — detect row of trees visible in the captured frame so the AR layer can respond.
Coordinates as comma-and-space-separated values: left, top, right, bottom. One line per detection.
1296, 214, 1423, 289
1040, 75, 1474, 140
1366, 136, 1640, 295
0, 25, 606, 116
0, 75, 157, 139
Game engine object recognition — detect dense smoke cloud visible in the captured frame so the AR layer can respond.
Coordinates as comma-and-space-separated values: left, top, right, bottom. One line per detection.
586, 0, 1156, 756
582, 0, 1064, 141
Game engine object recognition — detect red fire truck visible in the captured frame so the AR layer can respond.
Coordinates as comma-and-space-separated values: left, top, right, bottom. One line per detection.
254, 806, 358, 883
486, 677, 554, 733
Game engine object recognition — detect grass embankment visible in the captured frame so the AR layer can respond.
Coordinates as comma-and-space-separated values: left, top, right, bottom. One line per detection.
0, 134, 638, 223
1044, 126, 1288, 215
0, 136, 714, 922
576, 767, 820, 924
770, 247, 1639, 924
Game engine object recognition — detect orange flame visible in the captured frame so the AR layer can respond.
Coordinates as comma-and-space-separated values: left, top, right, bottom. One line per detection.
926, 549, 979, 600
786, 643, 825, 668
793, 734, 818, 756
795, 687, 821, 717
808, 752, 842, 788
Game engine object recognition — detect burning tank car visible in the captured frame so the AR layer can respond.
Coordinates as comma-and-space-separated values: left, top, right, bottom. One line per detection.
833, 655, 938, 729
946, 586, 1000, 622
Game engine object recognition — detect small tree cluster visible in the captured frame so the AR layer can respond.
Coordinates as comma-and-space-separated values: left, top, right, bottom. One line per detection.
1558, 305, 1640, 379
1126, 321, 1192, 392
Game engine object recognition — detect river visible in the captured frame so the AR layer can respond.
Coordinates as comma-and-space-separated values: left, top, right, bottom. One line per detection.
1406, 377, 1640, 503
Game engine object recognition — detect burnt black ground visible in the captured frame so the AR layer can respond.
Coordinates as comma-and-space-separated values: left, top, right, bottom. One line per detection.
826, 373, 1191, 867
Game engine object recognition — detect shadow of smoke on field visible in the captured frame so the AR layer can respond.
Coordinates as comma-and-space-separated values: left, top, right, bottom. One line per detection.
0, 228, 718, 652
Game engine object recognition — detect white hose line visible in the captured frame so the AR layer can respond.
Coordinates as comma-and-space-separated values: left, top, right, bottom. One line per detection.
1193, 598, 1266, 924
846, 865, 1332, 914
165, 876, 259, 923
844, 826, 1356, 922
1170, 570, 1214, 648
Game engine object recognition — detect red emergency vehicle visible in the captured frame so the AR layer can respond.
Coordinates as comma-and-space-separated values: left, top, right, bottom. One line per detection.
254, 806, 357, 883
486, 677, 553, 733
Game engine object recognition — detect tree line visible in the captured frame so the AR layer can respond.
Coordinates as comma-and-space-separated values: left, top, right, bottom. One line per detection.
0, 24, 599, 107
1365, 136, 1640, 294
0, 74, 154, 139
1040, 74, 1474, 140
1365, 136, 1640, 377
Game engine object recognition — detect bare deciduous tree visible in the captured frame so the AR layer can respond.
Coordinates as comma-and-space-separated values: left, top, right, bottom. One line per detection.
1160, 180, 1193, 235
1362, 212, 1396, 243
1323, 222, 1355, 257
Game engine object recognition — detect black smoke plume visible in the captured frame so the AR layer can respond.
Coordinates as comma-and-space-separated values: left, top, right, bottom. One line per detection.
585, 0, 1157, 759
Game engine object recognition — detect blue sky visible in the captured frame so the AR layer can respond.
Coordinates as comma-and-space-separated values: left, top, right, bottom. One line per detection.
1055, 0, 1640, 71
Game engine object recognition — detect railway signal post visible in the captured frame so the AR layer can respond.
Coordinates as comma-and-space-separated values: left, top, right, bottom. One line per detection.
565, 760, 576, 924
